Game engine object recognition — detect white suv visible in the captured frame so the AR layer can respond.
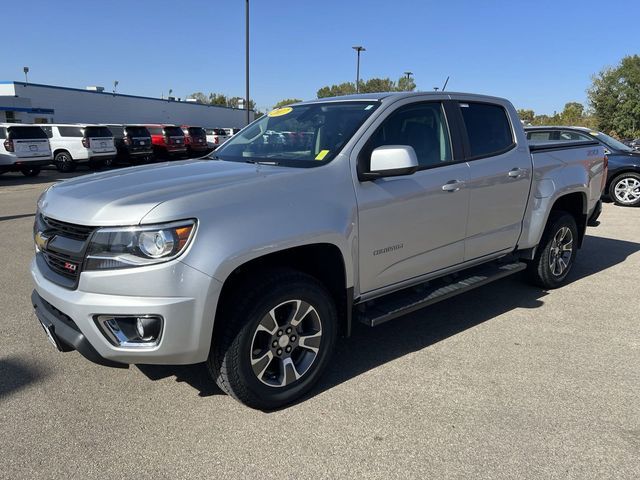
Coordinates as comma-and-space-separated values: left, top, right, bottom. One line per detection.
0, 124, 52, 177
42, 124, 116, 172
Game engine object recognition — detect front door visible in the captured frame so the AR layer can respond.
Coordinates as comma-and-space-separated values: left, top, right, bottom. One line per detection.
354, 101, 471, 294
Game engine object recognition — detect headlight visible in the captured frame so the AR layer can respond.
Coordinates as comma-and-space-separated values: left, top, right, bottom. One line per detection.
85, 220, 196, 270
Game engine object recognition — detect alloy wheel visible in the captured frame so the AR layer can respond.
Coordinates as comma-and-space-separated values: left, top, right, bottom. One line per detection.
249, 299, 323, 388
548, 226, 573, 276
613, 177, 640, 205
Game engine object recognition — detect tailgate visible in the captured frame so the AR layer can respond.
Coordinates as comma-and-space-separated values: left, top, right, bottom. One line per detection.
90, 137, 115, 153
14, 139, 51, 158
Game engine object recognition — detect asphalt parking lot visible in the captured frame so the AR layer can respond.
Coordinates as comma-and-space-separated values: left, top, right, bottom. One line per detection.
1, 168, 639, 480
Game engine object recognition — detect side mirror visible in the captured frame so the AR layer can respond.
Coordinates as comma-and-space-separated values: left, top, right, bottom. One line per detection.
366, 145, 419, 179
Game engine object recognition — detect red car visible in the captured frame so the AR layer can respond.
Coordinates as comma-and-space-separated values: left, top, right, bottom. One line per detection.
145, 124, 187, 159
181, 125, 209, 157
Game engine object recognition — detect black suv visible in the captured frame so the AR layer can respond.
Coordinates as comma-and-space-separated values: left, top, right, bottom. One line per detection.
526, 126, 640, 207
107, 125, 153, 167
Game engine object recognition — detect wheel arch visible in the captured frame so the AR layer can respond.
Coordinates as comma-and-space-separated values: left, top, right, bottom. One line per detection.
548, 191, 588, 247
213, 243, 353, 343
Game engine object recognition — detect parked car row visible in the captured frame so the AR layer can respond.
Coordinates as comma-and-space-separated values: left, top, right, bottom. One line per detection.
0, 123, 240, 176
525, 126, 640, 207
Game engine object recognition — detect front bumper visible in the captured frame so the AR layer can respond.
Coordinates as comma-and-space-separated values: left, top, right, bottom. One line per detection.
30, 257, 222, 366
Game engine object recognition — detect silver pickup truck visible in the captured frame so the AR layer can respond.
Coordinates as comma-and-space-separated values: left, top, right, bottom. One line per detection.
31, 92, 606, 409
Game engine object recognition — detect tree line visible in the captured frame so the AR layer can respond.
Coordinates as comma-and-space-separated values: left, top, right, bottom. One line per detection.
518, 55, 640, 139
190, 55, 640, 139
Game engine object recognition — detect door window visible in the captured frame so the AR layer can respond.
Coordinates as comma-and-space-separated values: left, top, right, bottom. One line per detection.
460, 103, 515, 158
365, 102, 452, 169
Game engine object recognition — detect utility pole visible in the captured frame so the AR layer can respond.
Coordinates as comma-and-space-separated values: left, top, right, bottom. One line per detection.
245, 0, 251, 125
352, 46, 365, 93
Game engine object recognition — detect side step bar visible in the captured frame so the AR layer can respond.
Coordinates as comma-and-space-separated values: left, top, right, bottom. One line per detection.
356, 261, 527, 327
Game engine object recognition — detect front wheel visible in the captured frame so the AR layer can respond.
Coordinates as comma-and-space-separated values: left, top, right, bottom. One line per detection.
610, 172, 640, 207
527, 212, 578, 289
21, 166, 41, 177
208, 270, 337, 410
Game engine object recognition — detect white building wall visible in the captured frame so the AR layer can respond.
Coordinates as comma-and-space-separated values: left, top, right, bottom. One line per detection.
8, 82, 253, 127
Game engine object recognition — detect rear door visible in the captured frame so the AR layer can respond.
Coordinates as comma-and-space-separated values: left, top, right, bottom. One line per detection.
457, 101, 532, 260
354, 100, 470, 293
85, 126, 115, 153
8, 126, 51, 158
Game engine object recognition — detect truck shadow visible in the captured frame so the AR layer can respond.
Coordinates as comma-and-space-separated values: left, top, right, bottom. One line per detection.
0, 357, 48, 401
137, 234, 640, 406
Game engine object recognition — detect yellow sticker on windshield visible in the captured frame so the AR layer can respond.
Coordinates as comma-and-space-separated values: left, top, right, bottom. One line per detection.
268, 107, 293, 117
315, 150, 329, 160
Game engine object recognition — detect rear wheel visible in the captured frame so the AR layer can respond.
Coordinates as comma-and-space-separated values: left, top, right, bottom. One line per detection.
21, 166, 41, 177
527, 212, 578, 289
207, 269, 337, 410
610, 172, 640, 207
54, 151, 76, 172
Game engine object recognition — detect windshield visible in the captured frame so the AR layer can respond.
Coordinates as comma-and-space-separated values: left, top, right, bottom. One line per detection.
212, 101, 379, 166
589, 131, 633, 152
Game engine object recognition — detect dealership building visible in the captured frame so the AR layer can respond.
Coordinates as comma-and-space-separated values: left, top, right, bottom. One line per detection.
0, 81, 253, 127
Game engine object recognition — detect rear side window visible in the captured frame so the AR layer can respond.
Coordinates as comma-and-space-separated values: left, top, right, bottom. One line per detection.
527, 131, 554, 142
125, 126, 150, 138
41, 126, 53, 138
559, 130, 591, 141
7, 126, 48, 139
460, 103, 515, 158
58, 126, 83, 137
163, 126, 184, 137
85, 126, 112, 138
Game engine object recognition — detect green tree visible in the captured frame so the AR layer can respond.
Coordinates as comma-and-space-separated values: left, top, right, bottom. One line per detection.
396, 75, 417, 92
517, 109, 535, 124
209, 93, 229, 106
588, 55, 640, 137
360, 77, 396, 93
317, 82, 357, 98
272, 98, 302, 109
188, 92, 209, 104
560, 102, 585, 125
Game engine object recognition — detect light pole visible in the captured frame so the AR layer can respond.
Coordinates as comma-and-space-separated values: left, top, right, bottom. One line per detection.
404, 71, 413, 80
352, 46, 365, 93
23, 66, 29, 84
113, 80, 119, 94
245, 0, 250, 125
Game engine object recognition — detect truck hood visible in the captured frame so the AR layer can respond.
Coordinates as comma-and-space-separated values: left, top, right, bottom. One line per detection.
38, 159, 293, 226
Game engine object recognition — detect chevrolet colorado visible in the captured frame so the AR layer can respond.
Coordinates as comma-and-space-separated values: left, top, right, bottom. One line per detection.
31, 92, 606, 409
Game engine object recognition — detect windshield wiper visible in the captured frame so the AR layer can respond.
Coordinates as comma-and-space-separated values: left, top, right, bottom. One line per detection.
245, 159, 280, 166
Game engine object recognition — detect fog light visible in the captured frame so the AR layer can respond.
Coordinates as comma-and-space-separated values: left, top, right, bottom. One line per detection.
95, 315, 163, 348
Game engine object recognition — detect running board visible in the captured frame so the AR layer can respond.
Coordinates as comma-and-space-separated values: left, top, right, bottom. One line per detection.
356, 261, 527, 327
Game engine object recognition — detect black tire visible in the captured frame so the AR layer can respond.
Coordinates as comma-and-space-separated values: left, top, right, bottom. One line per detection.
54, 151, 76, 173
609, 172, 640, 207
21, 166, 41, 177
103, 156, 116, 168
207, 269, 337, 410
527, 211, 578, 289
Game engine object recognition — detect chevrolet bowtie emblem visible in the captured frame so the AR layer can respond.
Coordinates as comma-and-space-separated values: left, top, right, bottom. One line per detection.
35, 231, 50, 251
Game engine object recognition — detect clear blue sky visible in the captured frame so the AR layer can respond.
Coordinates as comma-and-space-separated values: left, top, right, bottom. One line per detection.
2, 0, 638, 114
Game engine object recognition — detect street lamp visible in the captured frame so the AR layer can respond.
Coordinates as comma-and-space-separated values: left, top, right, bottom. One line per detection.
404, 71, 413, 80
245, 0, 250, 125
352, 46, 365, 93
113, 80, 119, 94
23, 66, 29, 84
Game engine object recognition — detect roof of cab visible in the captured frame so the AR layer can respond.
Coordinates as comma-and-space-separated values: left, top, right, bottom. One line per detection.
292, 91, 511, 106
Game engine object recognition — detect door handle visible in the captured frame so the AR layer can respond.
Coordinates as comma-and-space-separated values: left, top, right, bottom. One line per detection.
508, 168, 526, 178
442, 180, 465, 192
